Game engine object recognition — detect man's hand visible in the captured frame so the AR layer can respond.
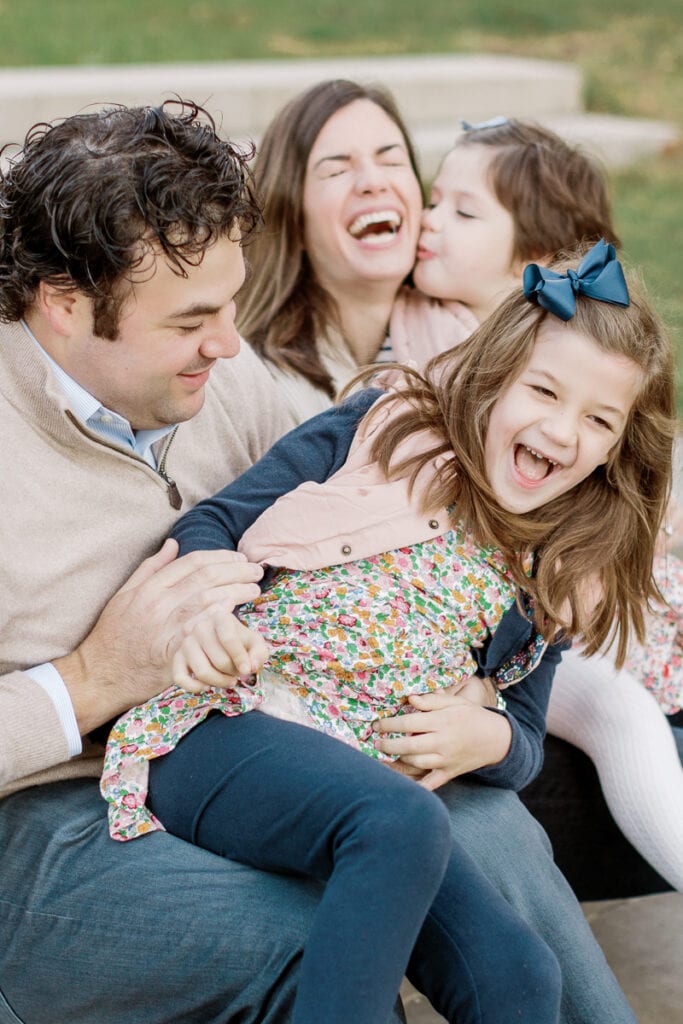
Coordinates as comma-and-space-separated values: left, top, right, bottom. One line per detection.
172, 606, 268, 692
374, 684, 512, 792
54, 539, 264, 733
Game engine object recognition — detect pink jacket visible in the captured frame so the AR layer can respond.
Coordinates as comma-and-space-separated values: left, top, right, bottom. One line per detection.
389, 287, 479, 367
239, 396, 454, 570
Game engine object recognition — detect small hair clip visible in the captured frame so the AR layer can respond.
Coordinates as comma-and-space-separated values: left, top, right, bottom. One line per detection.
460, 116, 510, 132
523, 239, 630, 322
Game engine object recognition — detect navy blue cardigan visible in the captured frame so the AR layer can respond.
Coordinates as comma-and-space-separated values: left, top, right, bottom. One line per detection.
172, 390, 565, 792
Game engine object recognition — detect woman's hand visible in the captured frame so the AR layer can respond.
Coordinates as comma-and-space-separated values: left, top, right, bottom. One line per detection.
374, 682, 513, 792
172, 605, 269, 693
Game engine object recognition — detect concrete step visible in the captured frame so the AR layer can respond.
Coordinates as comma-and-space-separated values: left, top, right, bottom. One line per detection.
0, 53, 584, 146
414, 111, 679, 177
0, 55, 676, 175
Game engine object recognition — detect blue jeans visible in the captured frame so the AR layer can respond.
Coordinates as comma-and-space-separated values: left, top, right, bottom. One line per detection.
0, 769, 635, 1023
148, 713, 561, 1024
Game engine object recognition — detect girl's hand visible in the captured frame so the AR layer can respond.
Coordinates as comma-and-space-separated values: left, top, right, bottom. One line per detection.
55, 543, 265, 735
443, 675, 498, 707
172, 605, 269, 693
374, 687, 512, 792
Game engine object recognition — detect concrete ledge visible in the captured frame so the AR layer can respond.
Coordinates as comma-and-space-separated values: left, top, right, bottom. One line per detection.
1, 55, 677, 176
415, 112, 679, 176
0, 54, 582, 146
544, 112, 680, 170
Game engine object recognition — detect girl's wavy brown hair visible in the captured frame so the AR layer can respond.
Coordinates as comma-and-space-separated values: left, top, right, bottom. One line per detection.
456, 118, 620, 261
357, 247, 676, 665
237, 79, 423, 397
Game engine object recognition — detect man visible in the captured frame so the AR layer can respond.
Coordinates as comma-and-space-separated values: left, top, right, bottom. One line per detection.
0, 101, 634, 1024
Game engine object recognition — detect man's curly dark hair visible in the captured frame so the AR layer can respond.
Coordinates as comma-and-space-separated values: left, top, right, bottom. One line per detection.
0, 99, 261, 337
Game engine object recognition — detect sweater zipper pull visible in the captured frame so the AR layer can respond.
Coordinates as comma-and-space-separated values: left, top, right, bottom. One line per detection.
159, 471, 182, 510
157, 426, 182, 509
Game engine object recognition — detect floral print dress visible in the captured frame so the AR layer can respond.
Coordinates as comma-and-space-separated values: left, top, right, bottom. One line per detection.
101, 525, 544, 841
624, 552, 683, 715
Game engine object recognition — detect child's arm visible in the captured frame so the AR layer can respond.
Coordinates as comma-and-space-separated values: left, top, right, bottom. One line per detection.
377, 687, 515, 792
389, 287, 479, 366
171, 606, 270, 692
171, 389, 380, 556
473, 639, 564, 789
374, 638, 562, 792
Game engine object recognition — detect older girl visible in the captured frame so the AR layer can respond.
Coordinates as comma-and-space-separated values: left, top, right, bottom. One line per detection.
233, 80, 643, 1024
243, 83, 683, 898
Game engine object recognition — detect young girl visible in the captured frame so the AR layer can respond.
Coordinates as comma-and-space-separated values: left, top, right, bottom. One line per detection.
390, 116, 620, 362
101, 241, 674, 1024
396, 115, 683, 891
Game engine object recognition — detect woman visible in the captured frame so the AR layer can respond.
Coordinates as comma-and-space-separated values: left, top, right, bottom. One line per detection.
240, 79, 430, 420
237, 78, 639, 1024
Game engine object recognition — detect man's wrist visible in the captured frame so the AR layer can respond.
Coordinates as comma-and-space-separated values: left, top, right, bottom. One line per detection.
53, 646, 126, 737
25, 663, 83, 757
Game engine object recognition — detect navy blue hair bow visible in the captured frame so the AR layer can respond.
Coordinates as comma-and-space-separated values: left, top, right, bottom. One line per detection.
523, 239, 630, 321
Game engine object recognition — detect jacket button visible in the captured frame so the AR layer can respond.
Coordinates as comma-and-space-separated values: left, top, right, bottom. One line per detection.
341, 544, 352, 556
428, 519, 439, 529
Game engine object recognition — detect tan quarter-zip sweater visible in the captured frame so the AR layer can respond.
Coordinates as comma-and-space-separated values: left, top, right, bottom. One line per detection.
0, 319, 293, 797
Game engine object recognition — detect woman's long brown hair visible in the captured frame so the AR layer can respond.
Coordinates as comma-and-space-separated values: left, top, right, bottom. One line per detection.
237, 79, 423, 397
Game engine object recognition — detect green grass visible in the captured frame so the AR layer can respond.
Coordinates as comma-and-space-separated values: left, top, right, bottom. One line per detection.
1, 0, 681, 74
614, 150, 683, 415
1, 0, 681, 410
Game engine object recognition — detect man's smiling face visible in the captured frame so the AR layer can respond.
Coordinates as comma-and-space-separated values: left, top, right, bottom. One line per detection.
55, 233, 246, 430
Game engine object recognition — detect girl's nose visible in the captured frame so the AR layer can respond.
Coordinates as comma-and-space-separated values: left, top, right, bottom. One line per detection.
420, 204, 440, 231
541, 411, 578, 448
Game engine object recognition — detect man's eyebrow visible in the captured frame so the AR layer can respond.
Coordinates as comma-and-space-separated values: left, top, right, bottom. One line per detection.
166, 302, 222, 320
312, 142, 406, 171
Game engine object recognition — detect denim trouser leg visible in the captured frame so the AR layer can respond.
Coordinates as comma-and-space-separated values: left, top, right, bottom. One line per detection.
0, 777, 410, 1024
0, 764, 636, 1023
149, 712, 454, 1024
436, 779, 638, 1024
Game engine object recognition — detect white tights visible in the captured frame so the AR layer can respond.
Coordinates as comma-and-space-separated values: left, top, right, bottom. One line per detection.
548, 645, 683, 891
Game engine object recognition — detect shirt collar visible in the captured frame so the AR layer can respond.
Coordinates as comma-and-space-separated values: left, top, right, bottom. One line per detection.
22, 319, 175, 465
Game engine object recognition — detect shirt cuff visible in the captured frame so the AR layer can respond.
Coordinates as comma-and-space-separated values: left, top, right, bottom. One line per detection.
25, 663, 83, 758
